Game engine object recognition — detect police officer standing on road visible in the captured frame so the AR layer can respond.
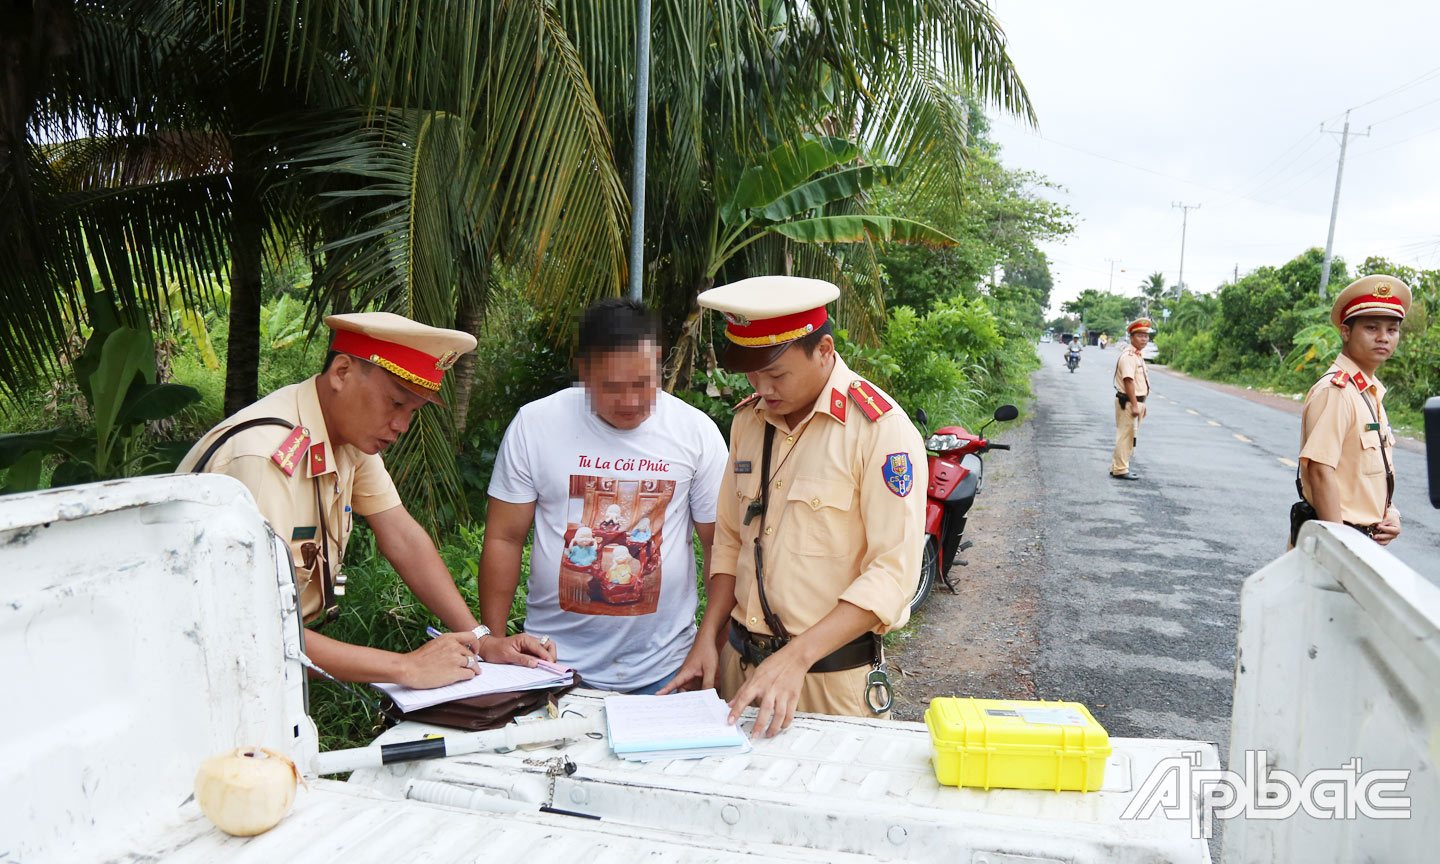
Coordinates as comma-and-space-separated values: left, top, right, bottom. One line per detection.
659, 277, 925, 738
179, 312, 555, 690
1294, 275, 1411, 547
1110, 319, 1154, 481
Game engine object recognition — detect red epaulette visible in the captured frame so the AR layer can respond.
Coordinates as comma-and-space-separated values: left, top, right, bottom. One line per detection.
270, 424, 311, 477
733, 393, 761, 412
1329, 370, 1350, 388
847, 379, 893, 421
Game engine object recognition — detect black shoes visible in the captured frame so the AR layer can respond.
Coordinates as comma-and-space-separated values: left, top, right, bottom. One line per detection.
1110, 471, 1141, 481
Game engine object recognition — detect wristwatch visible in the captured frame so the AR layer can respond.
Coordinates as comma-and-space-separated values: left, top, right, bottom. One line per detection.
471, 625, 492, 641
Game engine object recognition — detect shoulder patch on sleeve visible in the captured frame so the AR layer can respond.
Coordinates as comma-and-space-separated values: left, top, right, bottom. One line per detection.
847, 379, 893, 421
270, 425, 311, 477
1330, 371, 1350, 388
881, 452, 914, 497
732, 393, 761, 412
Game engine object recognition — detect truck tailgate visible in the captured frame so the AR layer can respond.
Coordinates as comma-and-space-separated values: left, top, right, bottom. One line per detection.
348, 692, 1218, 863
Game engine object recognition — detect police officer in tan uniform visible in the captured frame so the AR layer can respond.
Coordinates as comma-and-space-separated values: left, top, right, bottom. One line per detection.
1110, 318, 1153, 481
179, 312, 554, 689
1295, 275, 1411, 547
660, 277, 925, 738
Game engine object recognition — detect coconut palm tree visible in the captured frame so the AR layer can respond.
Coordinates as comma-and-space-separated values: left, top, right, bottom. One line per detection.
4, 0, 629, 528
555, 0, 1034, 388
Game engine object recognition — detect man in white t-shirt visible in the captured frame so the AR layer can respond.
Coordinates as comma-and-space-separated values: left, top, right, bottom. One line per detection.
479, 299, 728, 692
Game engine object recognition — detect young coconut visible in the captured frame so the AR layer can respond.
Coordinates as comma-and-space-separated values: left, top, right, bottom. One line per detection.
194, 747, 305, 836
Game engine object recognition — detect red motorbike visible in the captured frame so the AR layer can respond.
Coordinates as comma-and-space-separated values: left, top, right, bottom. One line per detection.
910, 404, 1019, 612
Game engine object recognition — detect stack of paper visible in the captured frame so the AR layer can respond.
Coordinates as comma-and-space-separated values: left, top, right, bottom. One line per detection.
372, 660, 573, 713
604, 689, 752, 762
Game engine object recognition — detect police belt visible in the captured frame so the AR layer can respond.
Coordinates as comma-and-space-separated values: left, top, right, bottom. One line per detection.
1115, 393, 1147, 407
728, 620, 880, 674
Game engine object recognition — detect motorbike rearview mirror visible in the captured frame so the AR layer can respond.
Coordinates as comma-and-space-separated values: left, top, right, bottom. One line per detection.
994, 404, 1019, 422
916, 408, 929, 429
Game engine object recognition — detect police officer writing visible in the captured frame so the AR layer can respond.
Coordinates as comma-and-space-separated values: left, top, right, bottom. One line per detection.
1295, 275, 1410, 547
659, 277, 926, 738
1110, 319, 1153, 481
179, 313, 555, 690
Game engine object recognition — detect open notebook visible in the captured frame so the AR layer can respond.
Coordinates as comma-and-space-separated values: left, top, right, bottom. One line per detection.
372, 660, 573, 713
604, 689, 752, 761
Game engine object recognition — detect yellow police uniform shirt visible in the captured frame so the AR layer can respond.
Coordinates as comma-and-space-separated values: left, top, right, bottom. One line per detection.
177, 376, 402, 621
1299, 353, 1398, 527
712, 356, 926, 638
1113, 346, 1150, 396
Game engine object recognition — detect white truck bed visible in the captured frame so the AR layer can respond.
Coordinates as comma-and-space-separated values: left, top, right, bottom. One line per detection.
350, 692, 1218, 863
112, 778, 877, 863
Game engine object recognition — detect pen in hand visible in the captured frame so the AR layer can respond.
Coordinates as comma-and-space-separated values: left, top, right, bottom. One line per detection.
426, 626, 483, 668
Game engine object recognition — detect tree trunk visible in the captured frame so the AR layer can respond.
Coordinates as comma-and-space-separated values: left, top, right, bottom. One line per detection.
662, 275, 714, 393
224, 148, 263, 416
450, 275, 488, 442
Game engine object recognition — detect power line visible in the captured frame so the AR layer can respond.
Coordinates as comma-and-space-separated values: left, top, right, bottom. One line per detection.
1351, 122, 1440, 158
1366, 93, 1440, 128
995, 121, 1316, 217
1348, 63, 1440, 112
1246, 142, 1333, 199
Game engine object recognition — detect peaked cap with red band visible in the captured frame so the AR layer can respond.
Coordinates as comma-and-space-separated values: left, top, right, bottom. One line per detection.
1331, 274, 1412, 328
326, 312, 477, 405
1127, 318, 1156, 335
697, 276, 841, 373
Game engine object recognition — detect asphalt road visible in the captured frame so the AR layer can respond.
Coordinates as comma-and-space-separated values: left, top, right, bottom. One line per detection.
1027, 343, 1439, 751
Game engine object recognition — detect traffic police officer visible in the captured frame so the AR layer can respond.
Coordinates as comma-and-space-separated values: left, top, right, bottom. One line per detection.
659, 277, 925, 738
179, 312, 554, 690
1110, 318, 1153, 481
1295, 275, 1411, 547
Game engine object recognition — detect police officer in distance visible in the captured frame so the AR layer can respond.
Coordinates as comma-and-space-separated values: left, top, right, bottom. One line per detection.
659, 277, 926, 738
179, 312, 555, 690
1294, 275, 1410, 547
1110, 318, 1153, 481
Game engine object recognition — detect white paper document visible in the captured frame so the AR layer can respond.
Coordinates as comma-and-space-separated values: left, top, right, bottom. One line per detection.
372, 660, 573, 713
604, 689, 751, 761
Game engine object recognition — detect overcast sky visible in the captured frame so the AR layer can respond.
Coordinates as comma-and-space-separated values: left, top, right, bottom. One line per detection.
986, 0, 1440, 316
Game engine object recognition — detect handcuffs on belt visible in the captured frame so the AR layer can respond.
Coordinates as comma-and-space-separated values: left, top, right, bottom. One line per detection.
866, 661, 894, 715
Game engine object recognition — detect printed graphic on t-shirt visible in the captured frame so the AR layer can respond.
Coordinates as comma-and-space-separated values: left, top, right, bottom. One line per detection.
559, 475, 674, 616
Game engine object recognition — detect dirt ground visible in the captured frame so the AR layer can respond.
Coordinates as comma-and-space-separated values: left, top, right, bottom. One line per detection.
886, 417, 1045, 721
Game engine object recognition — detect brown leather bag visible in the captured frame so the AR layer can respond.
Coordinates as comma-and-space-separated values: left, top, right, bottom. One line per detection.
386, 678, 582, 731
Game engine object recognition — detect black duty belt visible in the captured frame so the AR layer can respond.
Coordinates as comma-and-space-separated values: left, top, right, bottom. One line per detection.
728, 620, 879, 674
1116, 393, 1147, 406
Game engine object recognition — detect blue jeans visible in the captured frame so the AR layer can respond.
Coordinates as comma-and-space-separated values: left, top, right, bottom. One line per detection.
623, 669, 680, 695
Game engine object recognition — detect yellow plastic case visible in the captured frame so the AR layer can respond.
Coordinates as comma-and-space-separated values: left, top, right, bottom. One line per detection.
924, 697, 1111, 792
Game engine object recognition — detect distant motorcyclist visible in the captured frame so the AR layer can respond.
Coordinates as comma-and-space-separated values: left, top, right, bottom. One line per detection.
1065, 338, 1082, 369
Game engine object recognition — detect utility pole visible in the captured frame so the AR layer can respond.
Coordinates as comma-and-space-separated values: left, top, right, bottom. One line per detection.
1318, 110, 1371, 300
626, 0, 653, 302
1105, 258, 1122, 293
1172, 202, 1200, 295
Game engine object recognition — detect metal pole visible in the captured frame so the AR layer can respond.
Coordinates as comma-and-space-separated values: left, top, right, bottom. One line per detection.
1172, 202, 1200, 294
626, 0, 652, 303
1106, 258, 1120, 293
1317, 110, 1369, 300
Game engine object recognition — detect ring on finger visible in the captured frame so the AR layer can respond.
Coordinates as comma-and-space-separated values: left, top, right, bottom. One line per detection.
465, 655, 474, 668
539, 634, 550, 646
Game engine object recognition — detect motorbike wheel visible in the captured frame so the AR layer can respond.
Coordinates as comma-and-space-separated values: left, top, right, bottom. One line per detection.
910, 537, 940, 614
